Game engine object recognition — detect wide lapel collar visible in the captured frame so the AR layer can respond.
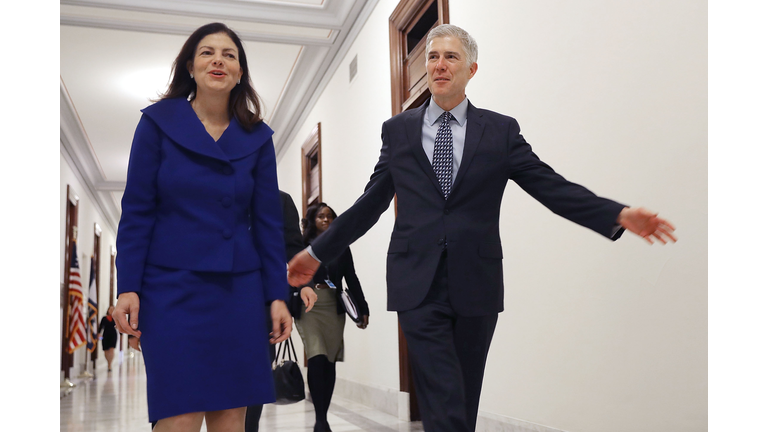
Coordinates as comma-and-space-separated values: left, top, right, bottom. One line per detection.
141, 98, 229, 162
407, 100, 445, 197
451, 101, 485, 197
217, 119, 274, 161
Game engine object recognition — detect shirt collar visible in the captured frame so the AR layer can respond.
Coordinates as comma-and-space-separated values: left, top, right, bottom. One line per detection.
427, 96, 469, 127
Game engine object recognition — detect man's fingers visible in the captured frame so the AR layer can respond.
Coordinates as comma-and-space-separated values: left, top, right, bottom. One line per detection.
659, 226, 678, 243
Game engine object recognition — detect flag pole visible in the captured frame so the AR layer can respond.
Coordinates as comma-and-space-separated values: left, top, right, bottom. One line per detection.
79, 255, 96, 379
77, 356, 93, 378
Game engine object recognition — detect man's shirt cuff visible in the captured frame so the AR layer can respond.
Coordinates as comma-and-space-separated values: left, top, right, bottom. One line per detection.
306, 245, 321, 263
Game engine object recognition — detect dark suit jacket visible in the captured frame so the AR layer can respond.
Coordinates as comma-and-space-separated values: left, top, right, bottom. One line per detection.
280, 191, 304, 261
116, 98, 287, 304
311, 99, 625, 316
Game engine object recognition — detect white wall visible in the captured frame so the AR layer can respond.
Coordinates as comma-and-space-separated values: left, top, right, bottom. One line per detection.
60, 151, 119, 374
277, 1, 706, 431
278, 0, 403, 393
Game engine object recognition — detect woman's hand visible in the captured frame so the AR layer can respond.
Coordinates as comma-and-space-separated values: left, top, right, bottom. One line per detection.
113, 292, 142, 337
300, 286, 318, 313
269, 300, 292, 344
357, 315, 369, 330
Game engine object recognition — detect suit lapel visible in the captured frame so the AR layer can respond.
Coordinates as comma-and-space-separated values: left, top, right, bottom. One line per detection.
141, 98, 274, 162
217, 119, 274, 160
407, 100, 446, 197
142, 98, 229, 162
451, 102, 485, 198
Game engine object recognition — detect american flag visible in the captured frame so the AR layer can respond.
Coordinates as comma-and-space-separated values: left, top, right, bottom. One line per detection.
67, 242, 86, 353
86, 256, 98, 353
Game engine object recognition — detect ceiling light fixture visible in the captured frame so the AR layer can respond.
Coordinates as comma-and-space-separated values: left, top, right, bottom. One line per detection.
119, 67, 172, 102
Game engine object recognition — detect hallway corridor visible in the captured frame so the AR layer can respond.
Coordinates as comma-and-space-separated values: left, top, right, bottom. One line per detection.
60, 351, 423, 432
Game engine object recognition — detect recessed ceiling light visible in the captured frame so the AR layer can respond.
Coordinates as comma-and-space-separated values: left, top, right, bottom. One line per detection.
119, 67, 172, 102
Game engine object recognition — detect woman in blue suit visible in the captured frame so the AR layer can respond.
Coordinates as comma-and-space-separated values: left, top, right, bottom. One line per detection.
112, 22, 292, 432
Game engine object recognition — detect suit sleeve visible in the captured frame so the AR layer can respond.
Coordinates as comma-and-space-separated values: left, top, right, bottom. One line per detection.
116, 115, 162, 295
280, 191, 304, 261
312, 123, 397, 262
505, 118, 626, 240
252, 138, 288, 303
341, 248, 369, 316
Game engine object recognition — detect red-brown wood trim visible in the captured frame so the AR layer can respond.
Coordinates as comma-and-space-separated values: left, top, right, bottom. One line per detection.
91, 225, 102, 365
60, 185, 79, 380
300, 123, 322, 218
389, 0, 449, 117
389, 0, 449, 421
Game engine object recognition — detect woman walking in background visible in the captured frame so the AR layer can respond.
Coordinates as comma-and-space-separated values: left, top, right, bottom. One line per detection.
295, 202, 370, 432
112, 22, 292, 432
98, 305, 118, 372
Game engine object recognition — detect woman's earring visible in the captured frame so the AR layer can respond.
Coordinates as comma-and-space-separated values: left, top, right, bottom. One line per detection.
237, 78, 241, 84
190, 72, 194, 79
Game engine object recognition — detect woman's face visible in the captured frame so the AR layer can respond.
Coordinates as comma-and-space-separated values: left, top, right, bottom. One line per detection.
315, 207, 334, 234
188, 32, 243, 96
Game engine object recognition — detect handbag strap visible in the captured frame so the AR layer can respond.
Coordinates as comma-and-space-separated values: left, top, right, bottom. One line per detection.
274, 334, 297, 365
287, 334, 298, 361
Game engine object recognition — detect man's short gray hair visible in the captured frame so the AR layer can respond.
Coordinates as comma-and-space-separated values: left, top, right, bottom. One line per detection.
426, 24, 478, 66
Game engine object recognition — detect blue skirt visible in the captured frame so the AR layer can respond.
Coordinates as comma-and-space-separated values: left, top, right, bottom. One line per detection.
139, 264, 275, 422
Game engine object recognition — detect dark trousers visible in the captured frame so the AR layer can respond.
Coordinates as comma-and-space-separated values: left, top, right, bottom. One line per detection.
398, 253, 498, 432
245, 306, 278, 432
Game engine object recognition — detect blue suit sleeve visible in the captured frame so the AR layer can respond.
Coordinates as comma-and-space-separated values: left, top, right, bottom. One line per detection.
116, 115, 161, 295
251, 138, 288, 303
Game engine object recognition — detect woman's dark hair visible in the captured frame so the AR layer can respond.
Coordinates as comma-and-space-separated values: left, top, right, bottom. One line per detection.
301, 202, 338, 245
159, 22, 263, 130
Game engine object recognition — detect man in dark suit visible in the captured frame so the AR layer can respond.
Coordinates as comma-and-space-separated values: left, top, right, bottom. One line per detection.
288, 24, 676, 431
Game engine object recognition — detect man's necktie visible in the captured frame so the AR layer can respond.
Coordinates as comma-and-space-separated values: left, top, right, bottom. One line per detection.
433, 111, 454, 199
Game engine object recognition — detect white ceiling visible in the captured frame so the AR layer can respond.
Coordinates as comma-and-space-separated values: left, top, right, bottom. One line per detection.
60, 0, 378, 232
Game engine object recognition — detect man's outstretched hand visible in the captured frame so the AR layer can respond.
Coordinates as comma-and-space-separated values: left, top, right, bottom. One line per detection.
618, 207, 677, 244
287, 249, 321, 286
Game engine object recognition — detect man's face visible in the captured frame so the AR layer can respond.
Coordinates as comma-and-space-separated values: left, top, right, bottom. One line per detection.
426, 35, 477, 109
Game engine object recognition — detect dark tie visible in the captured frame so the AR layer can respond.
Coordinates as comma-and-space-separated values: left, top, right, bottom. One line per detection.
433, 111, 454, 199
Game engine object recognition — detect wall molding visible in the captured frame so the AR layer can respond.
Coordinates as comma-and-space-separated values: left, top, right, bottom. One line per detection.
61, 0, 354, 28
60, 80, 121, 233
275, 0, 380, 161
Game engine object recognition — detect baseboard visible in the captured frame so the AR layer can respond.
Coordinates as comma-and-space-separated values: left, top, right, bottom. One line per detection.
475, 411, 569, 432
333, 378, 568, 432
333, 377, 401, 418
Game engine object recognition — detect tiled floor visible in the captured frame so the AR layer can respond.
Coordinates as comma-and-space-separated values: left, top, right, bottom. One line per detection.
61, 350, 424, 432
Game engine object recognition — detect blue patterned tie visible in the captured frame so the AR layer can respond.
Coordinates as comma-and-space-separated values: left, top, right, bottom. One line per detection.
433, 111, 454, 199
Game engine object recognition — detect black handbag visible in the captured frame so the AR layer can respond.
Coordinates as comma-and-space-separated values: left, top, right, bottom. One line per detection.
272, 335, 305, 405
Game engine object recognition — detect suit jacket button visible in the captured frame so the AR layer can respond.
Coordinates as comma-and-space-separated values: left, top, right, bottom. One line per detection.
222, 229, 233, 239
221, 197, 232, 208
437, 238, 444, 246
444, 209, 450, 215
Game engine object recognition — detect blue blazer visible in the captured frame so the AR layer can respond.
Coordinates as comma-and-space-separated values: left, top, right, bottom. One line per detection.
116, 98, 287, 303
311, 99, 626, 316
